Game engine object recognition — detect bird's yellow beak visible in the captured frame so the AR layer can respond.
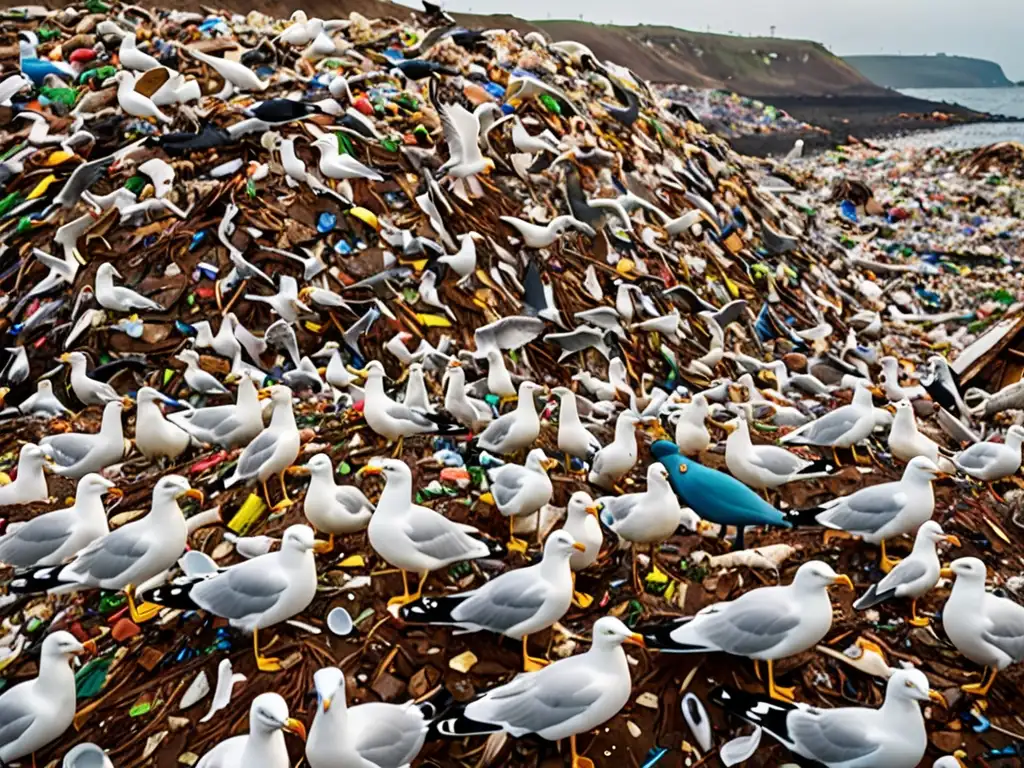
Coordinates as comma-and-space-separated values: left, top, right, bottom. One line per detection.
288, 465, 312, 476
320, 697, 332, 713
939, 567, 954, 579
930, 469, 950, 480
831, 574, 854, 590
177, 488, 204, 503
357, 465, 383, 477
928, 690, 946, 707
625, 633, 645, 647
284, 718, 307, 740
572, 542, 587, 552
78, 639, 98, 655
257, 388, 274, 400
944, 535, 961, 547
585, 505, 600, 518
105, 487, 124, 502
59, 352, 71, 362
696, 520, 715, 534
448, 360, 462, 368
121, 396, 135, 409
541, 458, 559, 472
720, 421, 738, 433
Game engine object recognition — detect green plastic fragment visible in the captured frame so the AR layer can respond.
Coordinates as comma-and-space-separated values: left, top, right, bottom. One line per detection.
15, 216, 33, 234
163, 368, 174, 385
336, 133, 354, 156
0, 142, 26, 163
538, 93, 561, 114
337, 460, 351, 475
124, 175, 147, 195
246, 178, 257, 198
129, 700, 152, 717
75, 657, 112, 699
381, 137, 399, 152
84, 0, 109, 12
40, 86, 78, 107
0, 192, 23, 217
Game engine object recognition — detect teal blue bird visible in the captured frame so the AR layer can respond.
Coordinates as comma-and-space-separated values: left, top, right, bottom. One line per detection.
651, 439, 791, 549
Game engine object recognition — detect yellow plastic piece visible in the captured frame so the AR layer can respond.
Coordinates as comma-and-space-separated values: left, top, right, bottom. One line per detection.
347, 206, 379, 230
43, 151, 75, 167
338, 554, 365, 568
26, 174, 58, 200
478, 492, 495, 505
615, 258, 635, 275
227, 493, 266, 534
304, 321, 323, 333
415, 313, 452, 328
0, 472, 10, 486
645, 564, 669, 584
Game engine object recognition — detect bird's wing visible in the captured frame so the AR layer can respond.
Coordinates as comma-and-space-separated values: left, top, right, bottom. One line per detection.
456, 567, 550, 631
489, 466, 529, 508
874, 557, 929, 594
467, 656, 601, 734
478, 413, 513, 447
233, 429, 280, 479
981, 596, 1024, 662
439, 102, 467, 164
0, 509, 75, 565
445, 102, 483, 164
818, 486, 905, 534
348, 704, 425, 766
696, 594, 803, 656
0, 688, 36, 750
39, 433, 95, 467
599, 495, 639, 527
786, 707, 882, 765
404, 507, 484, 563
954, 443, 1000, 469
785, 407, 859, 445
67, 524, 152, 582
747, 445, 805, 476
56, 156, 117, 208
190, 558, 289, 619
474, 316, 546, 355
384, 400, 435, 428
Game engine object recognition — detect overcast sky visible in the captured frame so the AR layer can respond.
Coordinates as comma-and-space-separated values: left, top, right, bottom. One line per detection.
406, 0, 1023, 80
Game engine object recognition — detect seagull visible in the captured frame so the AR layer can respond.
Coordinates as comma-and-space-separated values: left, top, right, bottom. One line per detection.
794, 456, 943, 572
640, 561, 852, 700
134, 387, 190, 462
722, 415, 836, 495
443, 362, 493, 432
588, 411, 641, 491
854, 521, 960, 626
436, 93, 495, 191
670, 394, 710, 456
167, 378, 264, 450
360, 458, 490, 606
307, 666, 427, 768
951, 425, 1024, 490
780, 383, 876, 464
223, 386, 300, 511
942, 556, 1024, 697
176, 349, 230, 395
476, 381, 544, 454
192, 319, 242, 361
430, 615, 643, 768
552, 386, 601, 466
888, 400, 954, 470
194, 693, 305, 768
6, 475, 201, 623
292, 454, 374, 550
483, 448, 557, 550
179, 45, 269, 96
401, 530, 583, 670
360, 360, 450, 445
118, 33, 160, 71
0, 473, 117, 568
39, 399, 128, 479
438, 232, 482, 278
711, 667, 942, 768
312, 135, 383, 181
245, 275, 311, 325
0, 444, 50, 505
95, 263, 164, 313
113, 71, 172, 123
142, 525, 316, 671
60, 351, 120, 406
499, 215, 595, 248
0, 631, 91, 764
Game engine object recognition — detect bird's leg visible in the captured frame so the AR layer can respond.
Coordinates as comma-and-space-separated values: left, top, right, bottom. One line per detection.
632, 548, 642, 593
962, 666, 997, 696
753, 659, 762, 681
822, 529, 854, 546
831, 446, 842, 467
391, 436, 405, 458
988, 482, 1005, 504
387, 570, 414, 607
865, 442, 883, 468
313, 533, 335, 555
760, 489, 771, 503
272, 471, 294, 511
767, 659, 796, 702
507, 516, 529, 554
879, 540, 902, 573
570, 734, 595, 768
522, 635, 550, 672
126, 585, 162, 623
253, 628, 282, 672
261, 478, 274, 510
535, 508, 543, 544
908, 598, 930, 627
571, 572, 594, 609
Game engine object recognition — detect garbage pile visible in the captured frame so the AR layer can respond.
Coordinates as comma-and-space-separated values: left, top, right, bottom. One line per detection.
658, 83, 821, 139
0, 3, 1022, 768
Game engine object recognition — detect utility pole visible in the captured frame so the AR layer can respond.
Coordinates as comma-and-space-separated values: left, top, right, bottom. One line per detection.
770, 25, 776, 37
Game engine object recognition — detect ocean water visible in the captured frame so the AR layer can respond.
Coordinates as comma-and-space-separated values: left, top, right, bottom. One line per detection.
881, 87, 1024, 150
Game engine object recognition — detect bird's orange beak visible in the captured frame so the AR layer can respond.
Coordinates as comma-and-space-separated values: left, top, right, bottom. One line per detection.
572, 542, 587, 552
831, 574, 854, 590
284, 718, 307, 740
944, 535, 961, 547
625, 633, 645, 647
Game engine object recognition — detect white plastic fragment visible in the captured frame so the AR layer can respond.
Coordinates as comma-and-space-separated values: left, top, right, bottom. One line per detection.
199, 659, 246, 723
178, 671, 209, 710
682, 692, 712, 751
719, 725, 763, 766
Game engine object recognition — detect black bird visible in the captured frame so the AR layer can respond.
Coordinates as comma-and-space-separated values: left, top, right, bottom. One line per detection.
391, 59, 459, 80
421, 0, 456, 25
601, 88, 640, 127
246, 98, 321, 124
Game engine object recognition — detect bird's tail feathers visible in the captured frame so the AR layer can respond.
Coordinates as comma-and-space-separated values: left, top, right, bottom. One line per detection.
852, 584, 897, 611
139, 576, 207, 610
399, 594, 470, 625
427, 704, 504, 739
784, 505, 824, 528
710, 685, 796, 746
637, 617, 706, 652
5, 564, 74, 594
793, 456, 836, 478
